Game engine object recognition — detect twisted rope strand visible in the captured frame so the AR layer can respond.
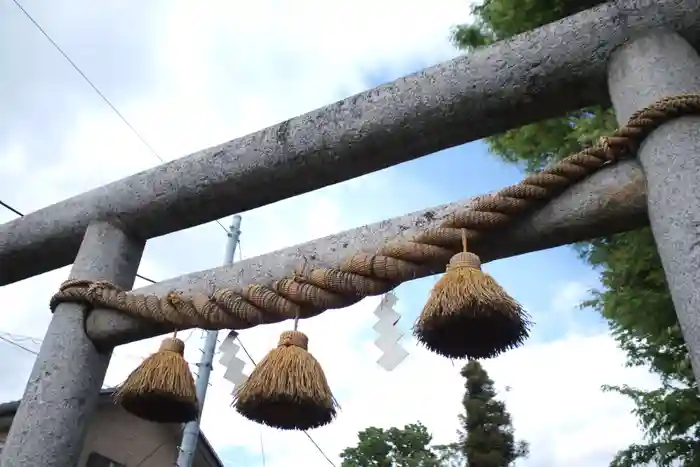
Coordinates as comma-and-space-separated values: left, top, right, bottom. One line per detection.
50, 95, 700, 332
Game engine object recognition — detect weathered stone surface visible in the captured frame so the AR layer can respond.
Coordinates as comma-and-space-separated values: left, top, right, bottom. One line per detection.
608, 31, 700, 387
1, 222, 144, 467
3, 0, 699, 285
87, 160, 648, 347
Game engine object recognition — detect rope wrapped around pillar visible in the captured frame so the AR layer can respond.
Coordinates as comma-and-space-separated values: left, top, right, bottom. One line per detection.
47, 94, 700, 426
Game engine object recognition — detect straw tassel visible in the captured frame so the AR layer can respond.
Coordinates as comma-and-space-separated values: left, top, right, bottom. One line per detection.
114, 332, 198, 424
414, 229, 531, 359
233, 324, 337, 430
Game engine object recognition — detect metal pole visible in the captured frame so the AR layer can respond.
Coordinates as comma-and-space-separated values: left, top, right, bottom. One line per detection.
0, 222, 145, 467
608, 31, 700, 386
176, 215, 242, 467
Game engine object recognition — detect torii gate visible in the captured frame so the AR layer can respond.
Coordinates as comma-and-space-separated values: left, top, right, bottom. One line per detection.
3, 0, 700, 465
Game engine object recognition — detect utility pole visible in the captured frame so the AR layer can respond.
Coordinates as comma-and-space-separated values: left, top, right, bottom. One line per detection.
176, 215, 242, 467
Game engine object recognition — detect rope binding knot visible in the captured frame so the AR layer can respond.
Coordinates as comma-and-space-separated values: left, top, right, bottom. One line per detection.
159, 336, 185, 355
277, 330, 309, 350
446, 251, 482, 272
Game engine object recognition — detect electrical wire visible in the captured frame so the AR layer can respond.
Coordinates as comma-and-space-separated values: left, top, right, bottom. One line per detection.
234, 238, 266, 467
0, 328, 179, 467
135, 427, 185, 467
302, 432, 338, 467
0, 201, 23, 217
0, 331, 120, 391
235, 337, 337, 467
2, 81, 331, 466
0, 330, 200, 368
136, 273, 156, 284
1, 7, 266, 457
234, 321, 336, 466
0, 334, 38, 356
259, 430, 267, 467
0, 213, 335, 466
233, 238, 336, 467
0, 236, 333, 465
0, 200, 23, 217
0, 331, 42, 346
0, 202, 162, 295
134, 440, 166, 467
0, 204, 194, 357
236, 337, 257, 368
9, 0, 228, 234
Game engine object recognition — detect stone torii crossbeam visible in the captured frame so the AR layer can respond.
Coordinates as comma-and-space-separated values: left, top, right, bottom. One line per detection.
3, 0, 700, 465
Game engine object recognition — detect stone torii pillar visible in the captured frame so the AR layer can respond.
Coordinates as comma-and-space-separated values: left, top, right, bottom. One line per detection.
0, 222, 145, 467
608, 31, 700, 385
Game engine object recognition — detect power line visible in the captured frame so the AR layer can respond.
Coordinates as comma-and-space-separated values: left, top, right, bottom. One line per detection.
130, 240, 335, 465
231, 239, 336, 467
237, 338, 257, 369
0, 202, 160, 288
230, 239, 268, 467
10, 0, 159, 160
1, 204, 333, 464
0, 334, 38, 356
135, 427, 186, 467
0, 202, 22, 216
0, 330, 198, 368
9, 0, 228, 234
2, 100, 330, 467
235, 333, 337, 467
0, 197, 229, 283
136, 273, 156, 284
0, 239, 332, 465
302, 432, 337, 467
259, 430, 267, 467
0, 332, 140, 393
0, 230, 336, 466
134, 440, 167, 467
0, 200, 23, 217
0, 331, 42, 346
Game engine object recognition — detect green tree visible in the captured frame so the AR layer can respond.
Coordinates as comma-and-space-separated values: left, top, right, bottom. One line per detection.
432, 444, 465, 467
455, 361, 528, 467
339, 422, 442, 467
450, 1, 700, 465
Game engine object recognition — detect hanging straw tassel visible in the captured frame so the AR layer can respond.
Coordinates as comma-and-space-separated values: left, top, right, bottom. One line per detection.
414, 229, 531, 359
114, 332, 198, 424
233, 324, 338, 431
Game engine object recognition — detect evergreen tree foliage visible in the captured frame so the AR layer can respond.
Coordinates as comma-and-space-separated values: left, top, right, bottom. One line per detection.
456, 361, 528, 467
339, 362, 527, 466
449, 1, 700, 464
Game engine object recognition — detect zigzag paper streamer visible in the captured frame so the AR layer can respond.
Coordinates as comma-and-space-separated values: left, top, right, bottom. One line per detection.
372, 292, 409, 371
218, 331, 249, 392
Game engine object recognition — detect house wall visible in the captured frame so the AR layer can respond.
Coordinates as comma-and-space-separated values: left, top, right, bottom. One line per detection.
0, 403, 218, 467
78, 403, 179, 466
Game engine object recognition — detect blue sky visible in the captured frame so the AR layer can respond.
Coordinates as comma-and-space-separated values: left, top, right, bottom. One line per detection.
347, 140, 608, 347
211, 63, 612, 465
0, 4, 653, 466
348, 63, 607, 345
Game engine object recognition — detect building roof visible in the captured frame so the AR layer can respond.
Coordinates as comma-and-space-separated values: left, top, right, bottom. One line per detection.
0, 388, 225, 467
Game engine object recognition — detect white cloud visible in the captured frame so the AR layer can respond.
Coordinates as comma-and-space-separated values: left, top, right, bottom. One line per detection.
551, 281, 591, 312
0, 1, 659, 467
547, 280, 596, 334
486, 332, 659, 467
